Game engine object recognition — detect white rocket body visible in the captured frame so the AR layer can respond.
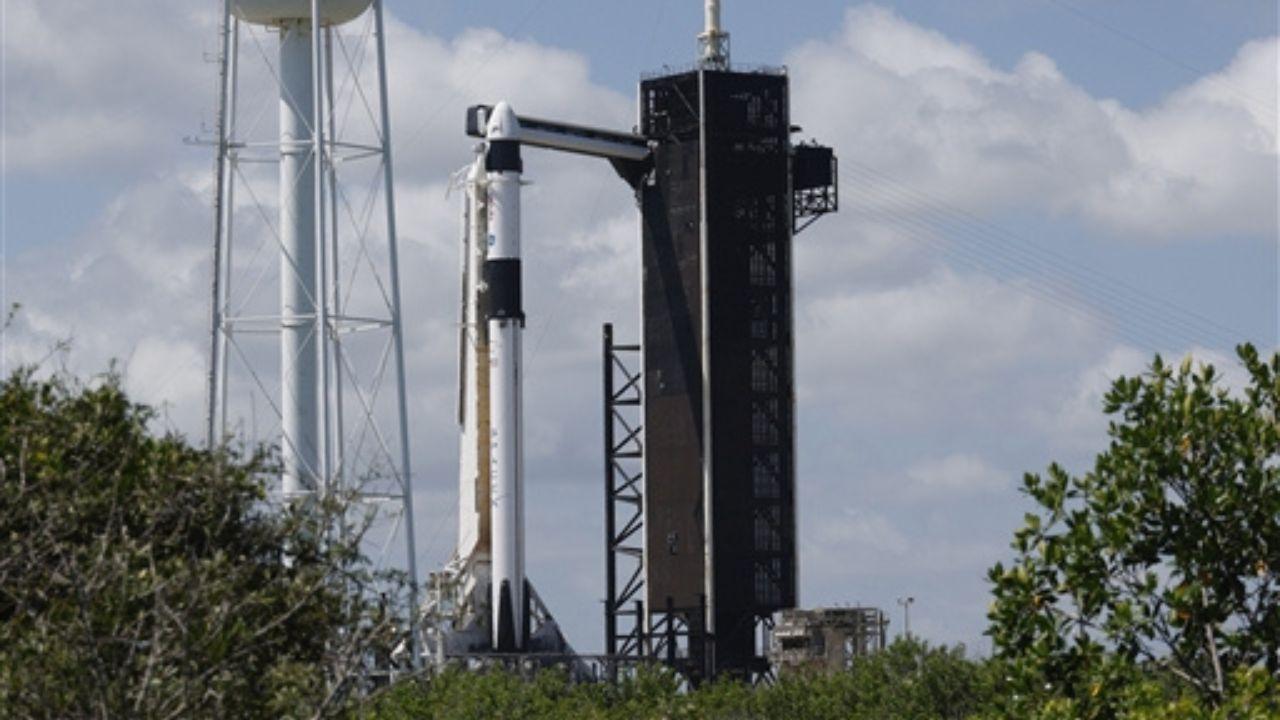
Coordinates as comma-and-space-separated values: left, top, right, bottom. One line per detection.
483, 103, 526, 651
432, 97, 646, 659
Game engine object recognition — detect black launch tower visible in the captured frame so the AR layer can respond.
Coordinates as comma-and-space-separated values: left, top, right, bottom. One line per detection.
604, 61, 837, 680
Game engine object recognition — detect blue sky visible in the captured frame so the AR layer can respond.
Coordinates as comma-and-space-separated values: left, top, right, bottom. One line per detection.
387, 0, 1280, 349
3, 0, 1277, 655
392, 0, 1275, 104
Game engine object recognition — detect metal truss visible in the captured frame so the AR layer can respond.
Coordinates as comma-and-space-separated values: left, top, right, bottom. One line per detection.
204, 0, 420, 666
602, 323, 647, 666
601, 324, 722, 686
648, 596, 712, 684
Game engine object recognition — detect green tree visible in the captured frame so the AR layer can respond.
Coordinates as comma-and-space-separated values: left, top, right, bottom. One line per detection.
987, 345, 1280, 710
364, 638, 997, 720
1016, 667, 1279, 720
0, 367, 406, 719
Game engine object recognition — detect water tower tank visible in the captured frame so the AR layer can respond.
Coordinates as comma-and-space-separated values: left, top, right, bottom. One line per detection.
232, 0, 372, 26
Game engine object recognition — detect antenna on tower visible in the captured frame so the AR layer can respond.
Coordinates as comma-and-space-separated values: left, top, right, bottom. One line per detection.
698, 0, 730, 69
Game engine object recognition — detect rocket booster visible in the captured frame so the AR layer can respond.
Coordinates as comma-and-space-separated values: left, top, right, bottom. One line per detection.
444, 100, 641, 656
456, 149, 491, 565
484, 102, 526, 651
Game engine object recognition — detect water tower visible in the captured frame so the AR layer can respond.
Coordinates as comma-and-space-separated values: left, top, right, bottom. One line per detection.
204, 0, 420, 660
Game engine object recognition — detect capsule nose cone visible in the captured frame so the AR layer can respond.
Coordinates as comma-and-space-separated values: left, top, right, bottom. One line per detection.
485, 102, 520, 141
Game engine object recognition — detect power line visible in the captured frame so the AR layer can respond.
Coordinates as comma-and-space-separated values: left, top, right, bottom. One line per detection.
842, 180, 1232, 351
843, 161, 1249, 346
839, 161, 1250, 352
843, 182, 1188, 352
843, 160, 1250, 340
1044, 0, 1276, 120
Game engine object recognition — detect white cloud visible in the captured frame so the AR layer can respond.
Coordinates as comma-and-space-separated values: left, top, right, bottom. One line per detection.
799, 499, 1012, 647
809, 506, 911, 559
125, 336, 208, 419
795, 260, 1104, 430
5, 173, 213, 433
3, 0, 217, 173
1033, 344, 1150, 458
381, 20, 634, 186
788, 4, 1278, 241
905, 453, 1008, 496
1082, 38, 1279, 238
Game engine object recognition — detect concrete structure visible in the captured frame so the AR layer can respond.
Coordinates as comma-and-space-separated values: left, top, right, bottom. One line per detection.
769, 607, 889, 673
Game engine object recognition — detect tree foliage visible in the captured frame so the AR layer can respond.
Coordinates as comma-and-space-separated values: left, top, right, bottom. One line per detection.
364, 638, 996, 720
364, 639, 1278, 719
0, 367, 404, 719
987, 345, 1280, 711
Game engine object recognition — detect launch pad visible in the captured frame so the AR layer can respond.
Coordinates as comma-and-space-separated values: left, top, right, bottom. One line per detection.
423, 6, 837, 682
202, 0, 845, 684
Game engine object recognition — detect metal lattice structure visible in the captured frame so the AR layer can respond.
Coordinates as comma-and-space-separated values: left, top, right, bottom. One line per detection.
204, 0, 420, 662
793, 144, 838, 234
602, 324, 647, 665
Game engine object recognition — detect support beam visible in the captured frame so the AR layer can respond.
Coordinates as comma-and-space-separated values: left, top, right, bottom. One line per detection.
279, 19, 320, 497
466, 105, 649, 162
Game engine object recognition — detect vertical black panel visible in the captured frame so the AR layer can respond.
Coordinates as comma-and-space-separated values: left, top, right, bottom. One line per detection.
703, 70, 794, 674
641, 72, 706, 610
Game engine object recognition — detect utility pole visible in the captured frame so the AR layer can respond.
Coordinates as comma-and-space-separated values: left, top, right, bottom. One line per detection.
897, 596, 915, 640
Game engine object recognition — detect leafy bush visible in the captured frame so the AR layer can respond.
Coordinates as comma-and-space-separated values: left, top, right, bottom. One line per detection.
986, 345, 1280, 715
365, 654, 1276, 720
0, 368, 402, 718
363, 638, 995, 720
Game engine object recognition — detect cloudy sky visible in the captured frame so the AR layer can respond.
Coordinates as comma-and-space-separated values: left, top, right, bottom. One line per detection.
3, 0, 1277, 654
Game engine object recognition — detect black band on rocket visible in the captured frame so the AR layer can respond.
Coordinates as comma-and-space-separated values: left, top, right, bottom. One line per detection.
485, 258, 524, 322
485, 140, 523, 173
